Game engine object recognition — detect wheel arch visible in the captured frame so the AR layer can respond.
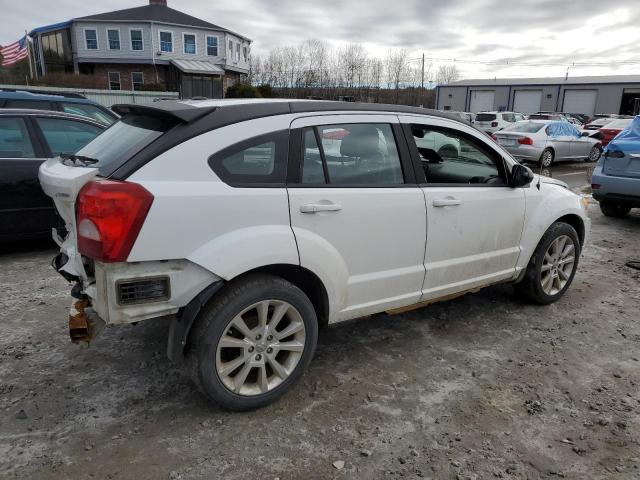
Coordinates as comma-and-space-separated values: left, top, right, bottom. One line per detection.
555, 213, 585, 246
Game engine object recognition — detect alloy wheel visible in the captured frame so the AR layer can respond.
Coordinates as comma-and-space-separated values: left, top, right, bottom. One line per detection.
541, 150, 553, 167
588, 146, 601, 162
540, 235, 576, 296
215, 300, 306, 396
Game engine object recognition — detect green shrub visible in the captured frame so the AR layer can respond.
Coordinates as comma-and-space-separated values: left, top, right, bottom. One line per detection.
226, 83, 261, 98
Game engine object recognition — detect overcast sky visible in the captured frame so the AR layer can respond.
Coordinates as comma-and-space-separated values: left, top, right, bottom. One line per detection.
2, 0, 640, 80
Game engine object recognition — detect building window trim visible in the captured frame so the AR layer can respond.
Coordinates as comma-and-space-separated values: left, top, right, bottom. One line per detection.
108, 71, 121, 91
206, 35, 218, 57
159, 30, 173, 53
129, 28, 143, 52
131, 71, 144, 91
84, 28, 98, 51
106, 28, 121, 51
182, 32, 197, 55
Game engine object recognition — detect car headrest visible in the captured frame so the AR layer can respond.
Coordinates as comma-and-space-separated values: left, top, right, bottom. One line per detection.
339, 128, 382, 159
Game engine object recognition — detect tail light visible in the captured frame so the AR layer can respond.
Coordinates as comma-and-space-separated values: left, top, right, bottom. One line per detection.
518, 137, 534, 145
76, 180, 154, 262
490, 134, 498, 141
491, 122, 498, 127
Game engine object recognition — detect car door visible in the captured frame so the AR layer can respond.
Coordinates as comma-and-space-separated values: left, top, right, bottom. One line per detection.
287, 114, 427, 322
545, 122, 571, 160
0, 115, 49, 238
566, 123, 592, 158
399, 115, 526, 301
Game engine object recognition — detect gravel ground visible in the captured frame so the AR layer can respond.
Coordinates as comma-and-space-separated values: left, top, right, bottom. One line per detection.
1, 174, 639, 479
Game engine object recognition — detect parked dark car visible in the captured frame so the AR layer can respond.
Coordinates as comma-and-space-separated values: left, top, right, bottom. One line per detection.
0, 90, 118, 126
0, 109, 105, 240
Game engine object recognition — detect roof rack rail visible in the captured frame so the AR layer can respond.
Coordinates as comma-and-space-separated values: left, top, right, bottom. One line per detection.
0, 87, 87, 99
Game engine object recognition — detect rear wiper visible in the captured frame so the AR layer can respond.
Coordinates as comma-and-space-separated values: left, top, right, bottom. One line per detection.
59, 153, 100, 167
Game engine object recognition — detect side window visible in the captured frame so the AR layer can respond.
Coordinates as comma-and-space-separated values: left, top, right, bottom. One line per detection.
208, 130, 288, 185
300, 123, 404, 185
35, 117, 103, 156
503, 113, 516, 123
61, 103, 115, 125
0, 117, 35, 158
409, 124, 505, 185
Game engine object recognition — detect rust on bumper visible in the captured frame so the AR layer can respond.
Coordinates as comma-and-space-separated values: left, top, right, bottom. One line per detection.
68, 297, 105, 344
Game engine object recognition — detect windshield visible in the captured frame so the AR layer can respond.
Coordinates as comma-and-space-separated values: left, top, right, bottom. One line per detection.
475, 113, 496, 121
75, 114, 175, 169
502, 122, 545, 133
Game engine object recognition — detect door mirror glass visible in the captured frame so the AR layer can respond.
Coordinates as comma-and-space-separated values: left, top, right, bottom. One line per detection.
510, 163, 534, 187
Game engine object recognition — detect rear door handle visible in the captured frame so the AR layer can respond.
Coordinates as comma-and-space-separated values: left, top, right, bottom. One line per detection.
432, 197, 461, 207
300, 203, 342, 214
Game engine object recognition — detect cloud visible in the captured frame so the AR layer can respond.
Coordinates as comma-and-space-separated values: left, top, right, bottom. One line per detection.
2, 0, 639, 78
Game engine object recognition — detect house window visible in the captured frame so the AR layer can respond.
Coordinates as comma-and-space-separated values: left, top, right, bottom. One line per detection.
159, 31, 173, 53
183, 33, 196, 54
206, 36, 218, 56
236, 43, 240, 62
131, 72, 144, 91
107, 29, 120, 50
130, 29, 143, 51
85, 29, 98, 50
243, 46, 248, 62
108, 72, 121, 90
228, 40, 233, 59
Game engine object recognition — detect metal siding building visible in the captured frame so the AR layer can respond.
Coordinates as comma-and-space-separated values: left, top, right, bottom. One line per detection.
436, 75, 640, 116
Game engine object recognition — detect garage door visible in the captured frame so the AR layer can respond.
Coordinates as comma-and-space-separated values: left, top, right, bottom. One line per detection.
513, 90, 542, 114
563, 90, 597, 116
469, 90, 495, 113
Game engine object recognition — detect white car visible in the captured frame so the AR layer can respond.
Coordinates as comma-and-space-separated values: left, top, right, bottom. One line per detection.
39, 99, 590, 411
475, 111, 526, 134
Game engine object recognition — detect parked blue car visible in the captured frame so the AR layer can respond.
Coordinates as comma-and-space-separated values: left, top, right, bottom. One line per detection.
591, 116, 640, 217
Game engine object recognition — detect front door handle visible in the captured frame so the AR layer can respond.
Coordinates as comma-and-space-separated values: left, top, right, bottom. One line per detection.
432, 197, 461, 207
300, 203, 342, 214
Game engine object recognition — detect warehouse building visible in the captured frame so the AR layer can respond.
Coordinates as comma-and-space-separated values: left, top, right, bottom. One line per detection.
436, 75, 640, 116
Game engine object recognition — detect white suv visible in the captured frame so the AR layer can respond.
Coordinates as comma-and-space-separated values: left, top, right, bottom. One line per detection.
39, 99, 590, 411
475, 111, 526, 134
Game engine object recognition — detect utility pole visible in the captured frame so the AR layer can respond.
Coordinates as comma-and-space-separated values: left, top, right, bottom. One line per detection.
421, 53, 425, 90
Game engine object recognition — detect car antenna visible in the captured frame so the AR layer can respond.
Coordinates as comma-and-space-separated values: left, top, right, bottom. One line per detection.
536, 161, 542, 190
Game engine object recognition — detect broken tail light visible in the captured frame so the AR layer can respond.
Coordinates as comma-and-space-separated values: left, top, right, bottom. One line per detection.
76, 180, 153, 262
518, 137, 534, 145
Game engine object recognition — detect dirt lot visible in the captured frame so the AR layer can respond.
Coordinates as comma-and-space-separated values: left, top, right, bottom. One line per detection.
1, 165, 639, 480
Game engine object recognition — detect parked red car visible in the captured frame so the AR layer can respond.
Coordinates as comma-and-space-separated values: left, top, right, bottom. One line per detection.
599, 118, 634, 146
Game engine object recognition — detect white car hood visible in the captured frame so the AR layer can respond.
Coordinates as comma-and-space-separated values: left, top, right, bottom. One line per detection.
536, 174, 569, 189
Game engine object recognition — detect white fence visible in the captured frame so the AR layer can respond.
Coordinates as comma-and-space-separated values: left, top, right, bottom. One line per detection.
0, 84, 180, 108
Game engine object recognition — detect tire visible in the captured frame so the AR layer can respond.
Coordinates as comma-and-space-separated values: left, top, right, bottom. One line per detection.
513, 222, 581, 305
599, 200, 631, 218
585, 145, 602, 163
186, 274, 318, 411
539, 148, 555, 168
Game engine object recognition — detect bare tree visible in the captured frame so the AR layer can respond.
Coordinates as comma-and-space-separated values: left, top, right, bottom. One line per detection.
436, 64, 461, 85
385, 48, 408, 100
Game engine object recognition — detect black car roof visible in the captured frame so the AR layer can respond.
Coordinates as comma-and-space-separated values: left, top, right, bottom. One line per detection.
0, 108, 107, 127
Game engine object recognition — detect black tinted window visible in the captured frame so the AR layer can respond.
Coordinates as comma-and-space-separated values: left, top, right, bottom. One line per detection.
410, 124, 505, 185
209, 130, 288, 185
0, 117, 35, 158
476, 113, 496, 121
4, 99, 52, 110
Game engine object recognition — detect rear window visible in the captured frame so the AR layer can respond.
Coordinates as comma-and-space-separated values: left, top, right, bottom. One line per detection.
502, 122, 545, 133
529, 114, 551, 120
475, 113, 496, 121
74, 114, 175, 170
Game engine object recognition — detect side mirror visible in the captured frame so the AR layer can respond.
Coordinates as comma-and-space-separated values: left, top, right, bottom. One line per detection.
581, 131, 589, 137
510, 163, 534, 187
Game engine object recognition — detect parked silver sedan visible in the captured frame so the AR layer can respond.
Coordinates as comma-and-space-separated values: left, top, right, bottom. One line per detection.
494, 120, 602, 167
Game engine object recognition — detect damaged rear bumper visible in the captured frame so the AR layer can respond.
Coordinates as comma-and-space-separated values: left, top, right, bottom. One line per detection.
68, 294, 106, 344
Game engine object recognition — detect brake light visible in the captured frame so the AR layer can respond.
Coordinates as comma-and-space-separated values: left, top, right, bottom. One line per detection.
518, 137, 534, 145
76, 180, 153, 262
491, 122, 498, 127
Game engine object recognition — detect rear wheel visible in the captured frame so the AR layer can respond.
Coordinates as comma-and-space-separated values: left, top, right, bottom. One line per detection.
514, 222, 580, 304
586, 145, 602, 162
187, 274, 318, 411
539, 148, 555, 168
599, 200, 631, 218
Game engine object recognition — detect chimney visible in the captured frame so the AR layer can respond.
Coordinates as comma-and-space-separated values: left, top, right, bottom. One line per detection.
149, 0, 167, 5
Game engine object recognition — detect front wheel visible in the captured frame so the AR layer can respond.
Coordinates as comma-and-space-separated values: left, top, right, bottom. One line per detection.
539, 148, 555, 168
514, 222, 581, 304
586, 145, 602, 162
187, 274, 318, 411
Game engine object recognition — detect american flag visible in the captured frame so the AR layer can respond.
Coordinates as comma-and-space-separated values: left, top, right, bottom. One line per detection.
1, 35, 29, 67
